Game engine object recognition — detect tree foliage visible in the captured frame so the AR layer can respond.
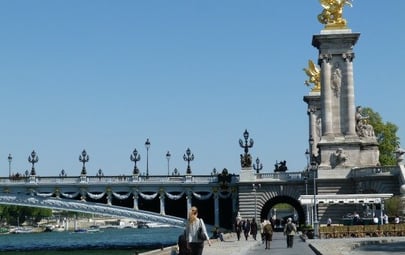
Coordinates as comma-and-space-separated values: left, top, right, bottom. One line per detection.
0, 205, 52, 225
363, 107, 400, 166
385, 196, 404, 216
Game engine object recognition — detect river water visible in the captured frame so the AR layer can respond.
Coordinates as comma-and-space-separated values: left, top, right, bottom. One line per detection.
0, 227, 183, 255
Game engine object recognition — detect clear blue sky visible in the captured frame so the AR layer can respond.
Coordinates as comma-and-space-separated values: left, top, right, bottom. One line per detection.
0, 1, 404, 177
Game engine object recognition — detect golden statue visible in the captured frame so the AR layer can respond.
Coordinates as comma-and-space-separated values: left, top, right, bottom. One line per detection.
318, 0, 352, 29
303, 60, 321, 92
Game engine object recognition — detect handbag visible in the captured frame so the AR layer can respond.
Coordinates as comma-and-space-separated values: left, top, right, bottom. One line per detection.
197, 219, 207, 241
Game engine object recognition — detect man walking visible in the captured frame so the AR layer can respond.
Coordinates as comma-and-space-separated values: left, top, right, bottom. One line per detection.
283, 218, 297, 248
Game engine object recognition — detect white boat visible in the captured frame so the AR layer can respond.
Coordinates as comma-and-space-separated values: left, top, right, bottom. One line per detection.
11, 227, 34, 234
87, 225, 100, 232
144, 222, 173, 228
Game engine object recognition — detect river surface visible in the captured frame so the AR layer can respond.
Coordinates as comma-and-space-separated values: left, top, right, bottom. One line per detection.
0, 227, 183, 255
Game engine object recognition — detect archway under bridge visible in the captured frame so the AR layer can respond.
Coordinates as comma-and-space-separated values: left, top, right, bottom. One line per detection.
260, 195, 306, 226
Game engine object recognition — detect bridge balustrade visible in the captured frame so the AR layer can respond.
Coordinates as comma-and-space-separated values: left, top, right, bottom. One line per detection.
257, 172, 305, 181
0, 175, 230, 185
349, 166, 399, 178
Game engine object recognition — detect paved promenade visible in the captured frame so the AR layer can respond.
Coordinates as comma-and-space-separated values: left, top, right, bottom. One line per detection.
208, 232, 316, 255
141, 231, 405, 255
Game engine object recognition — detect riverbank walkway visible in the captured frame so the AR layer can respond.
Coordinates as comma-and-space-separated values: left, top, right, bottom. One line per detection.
141, 231, 405, 255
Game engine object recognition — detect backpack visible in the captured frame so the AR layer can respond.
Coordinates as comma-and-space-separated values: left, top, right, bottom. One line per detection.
263, 224, 273, 234
286, 223, 293, 233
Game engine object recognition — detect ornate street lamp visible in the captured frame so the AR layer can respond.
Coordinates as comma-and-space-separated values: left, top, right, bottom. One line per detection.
8, 153, 12, 177
130, 149, 141, 175
145, 138, 151, 177
183, 148, 194, 175
239, 129, 254, 168
28, 150, 38, 176
253, 157, 263, 173
60, 169, 67, 177
79, 149, 89, 175
166, 151, 171, 176
96, 168, 104, 176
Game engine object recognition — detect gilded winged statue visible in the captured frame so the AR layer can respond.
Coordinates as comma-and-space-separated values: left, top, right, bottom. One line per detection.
318, 0, 352, 29
303, 60, 321, 92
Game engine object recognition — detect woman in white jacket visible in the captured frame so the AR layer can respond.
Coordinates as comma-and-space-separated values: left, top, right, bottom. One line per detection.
185, 206, 211, 255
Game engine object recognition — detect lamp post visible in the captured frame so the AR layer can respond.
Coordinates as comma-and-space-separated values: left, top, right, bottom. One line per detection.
166, 151, 171, 176
252, 183, 261, 220
253, 157, 263, 174
28, 150, 39, 176
79, 149, 89, 175
130, 149, 141, 175
145, 138, 151, 177
183, 148, 194, 175
311, 160, 319, 238
8, 153, 12, 178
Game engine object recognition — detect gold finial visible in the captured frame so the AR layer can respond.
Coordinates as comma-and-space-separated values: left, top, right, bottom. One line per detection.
318, 0, 352, 29
303, 60, 321, 92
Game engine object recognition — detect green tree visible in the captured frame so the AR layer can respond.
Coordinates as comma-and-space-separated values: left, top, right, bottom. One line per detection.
385, 196, 404, 217
0, 205, 52, 225
363, 107, 400, 166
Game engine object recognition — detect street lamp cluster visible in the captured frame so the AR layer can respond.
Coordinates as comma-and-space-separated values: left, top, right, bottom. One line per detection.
5, 138, 197, 178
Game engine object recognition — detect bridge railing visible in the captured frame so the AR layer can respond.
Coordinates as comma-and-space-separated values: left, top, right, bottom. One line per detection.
256, 171, 306, 181
0, 174, 239, 185
349, 166, 399, 178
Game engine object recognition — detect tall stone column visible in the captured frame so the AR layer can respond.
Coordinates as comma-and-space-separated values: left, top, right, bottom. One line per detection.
343, 53, 356, 135
319, 54, 333, 137
304, 94, 321, 157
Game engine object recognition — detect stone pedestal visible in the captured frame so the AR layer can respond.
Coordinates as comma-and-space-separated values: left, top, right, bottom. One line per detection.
239, 167, 255, 182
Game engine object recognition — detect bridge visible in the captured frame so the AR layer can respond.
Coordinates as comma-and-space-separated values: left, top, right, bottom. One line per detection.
1, 164, 404, 230
2, 4, 405, 233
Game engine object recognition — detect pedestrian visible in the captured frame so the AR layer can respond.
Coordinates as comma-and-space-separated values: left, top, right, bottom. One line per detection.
263, 220, 273, 250
327, 218, 332, 226
395, 215, 400, 224
259, 219, 265, 244
178, 229, 190, 255
235, 218, 242, 241
243, 219, 251, 240
383, 213, 389, 224
250, 218, 258, 240
185, 206, 211, 255
283, 218, 297, 248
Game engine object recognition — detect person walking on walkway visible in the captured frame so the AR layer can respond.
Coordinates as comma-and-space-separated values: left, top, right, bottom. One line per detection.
259, 219, 265, 244
283, 218, 297, 248
235, 218, 242, 241
243, 219, 251, 241
263, 219, 273, 250
250, 218, 258, 241
186, 206, 211, 255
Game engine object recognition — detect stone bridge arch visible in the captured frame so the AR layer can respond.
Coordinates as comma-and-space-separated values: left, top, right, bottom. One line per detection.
259, 195, 306, 226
